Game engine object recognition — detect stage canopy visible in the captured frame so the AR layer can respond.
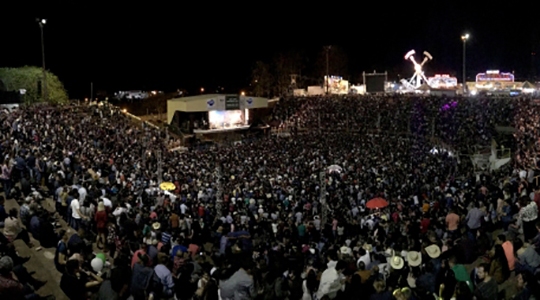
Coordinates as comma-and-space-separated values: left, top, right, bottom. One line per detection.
167, 94, 268, 124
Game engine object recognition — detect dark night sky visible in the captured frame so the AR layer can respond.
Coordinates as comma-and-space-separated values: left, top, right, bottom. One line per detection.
0, 4, 538, 98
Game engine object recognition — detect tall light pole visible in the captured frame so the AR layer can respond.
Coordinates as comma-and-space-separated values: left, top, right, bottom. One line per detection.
461, 33, 470, 94
325, 46, 331, 95
37, 18, 47, 102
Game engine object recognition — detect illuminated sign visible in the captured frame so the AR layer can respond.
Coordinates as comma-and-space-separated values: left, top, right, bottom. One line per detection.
476, 70, 514, 82
324, 76, 349, 94
427, 74, 458, 89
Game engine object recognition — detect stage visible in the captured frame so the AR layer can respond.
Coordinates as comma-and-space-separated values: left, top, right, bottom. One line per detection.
193, 125, 250, 134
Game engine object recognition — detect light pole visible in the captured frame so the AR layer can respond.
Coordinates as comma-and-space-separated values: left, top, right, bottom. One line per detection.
461, 33, 470, 94
37, 18, 47, 102
325, 46, 331, 95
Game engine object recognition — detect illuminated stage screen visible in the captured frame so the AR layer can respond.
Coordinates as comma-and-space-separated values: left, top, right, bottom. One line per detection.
208, 110, 245, 129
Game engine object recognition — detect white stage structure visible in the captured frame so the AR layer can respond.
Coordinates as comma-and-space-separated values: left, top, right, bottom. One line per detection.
401, 50, 433, 91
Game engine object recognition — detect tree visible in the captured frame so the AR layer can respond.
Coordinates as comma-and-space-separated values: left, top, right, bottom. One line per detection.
272, 50, 305, 96
0, 66, 68, 104
313, 46, 349, 82
251, 61, 273, 97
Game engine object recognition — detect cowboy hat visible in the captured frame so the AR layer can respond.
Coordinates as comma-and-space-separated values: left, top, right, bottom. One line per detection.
362, 243, 373, 252
340, 246, 351, 256
424, 245, 441, 259
390, 256, 404, 269
152, 222, 161, 230
384, 248, 395, 257
407, 251, 422, 267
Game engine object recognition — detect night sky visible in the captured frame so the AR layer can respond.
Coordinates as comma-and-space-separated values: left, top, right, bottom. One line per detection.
0, 5, 537, 98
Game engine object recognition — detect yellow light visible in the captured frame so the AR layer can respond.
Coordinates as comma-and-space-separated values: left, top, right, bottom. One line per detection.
122, 109, 127, 113
200, 87, 204, 92
241, 91, 245, 96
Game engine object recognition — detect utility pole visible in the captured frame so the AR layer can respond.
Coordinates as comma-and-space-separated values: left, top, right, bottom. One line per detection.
90, 82, 93, 102
461, 33, 470, 94
325, 46, 331, 95
37, 19, 47, 102
157, 149, 163, 183
319, 170, 328, 226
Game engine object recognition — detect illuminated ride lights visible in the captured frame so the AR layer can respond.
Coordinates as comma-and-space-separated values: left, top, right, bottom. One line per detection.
400, 50, 433, 91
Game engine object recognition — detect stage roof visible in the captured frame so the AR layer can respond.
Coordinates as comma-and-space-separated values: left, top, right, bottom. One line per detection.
167, 94, 268, 124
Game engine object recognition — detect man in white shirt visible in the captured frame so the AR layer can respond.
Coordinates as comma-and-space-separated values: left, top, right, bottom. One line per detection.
70, 198, 88, 231
316, 260, 346, 299
78, 186, 87, 204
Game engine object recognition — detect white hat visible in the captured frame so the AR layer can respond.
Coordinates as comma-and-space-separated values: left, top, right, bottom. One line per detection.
390, 256, 404, 269
384, 248, 395, 257
362, 243, 373, 252
407, 251, 422, 267
425, 245, 441, 259
340, 246, 351, 256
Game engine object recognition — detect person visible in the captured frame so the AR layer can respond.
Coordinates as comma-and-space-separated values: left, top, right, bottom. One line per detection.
54, 230, 69, 273
3, 208, 32, 246
0, 158, 13, 199
130, 253, 154, 300
489, 244, 510, 284
154, 254, 175, 299
495, 234, 515, 271
514, 238, 540, 274
370, 279, 392, 300
70, 197, 89, 231
448, 256, 472, 291
0, 256, 51, 300
0, 256, 24, 299
218, 259, 256, 300
316, 260, 346, 299
60, 259, 103, 299
0, 197, 6, 228
95, 202, 108, 250
473, 263, 497, 300
519, 196, 538, 242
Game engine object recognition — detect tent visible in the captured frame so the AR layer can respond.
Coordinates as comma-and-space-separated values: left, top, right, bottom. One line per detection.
522, 81, 535, 89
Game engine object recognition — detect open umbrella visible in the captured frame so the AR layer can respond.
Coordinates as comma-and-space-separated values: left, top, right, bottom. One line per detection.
366, 197, 389, 209
160, 182, 176, 191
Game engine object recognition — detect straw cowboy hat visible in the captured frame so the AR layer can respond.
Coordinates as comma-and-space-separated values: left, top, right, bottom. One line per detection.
425, 244, 441, 259
362, 243, 373, 252
390, 256, 404, 270
407, 251, 422, 267
152, 222, 161, 230
340, 246, 352, 256
384, 248, 395, 257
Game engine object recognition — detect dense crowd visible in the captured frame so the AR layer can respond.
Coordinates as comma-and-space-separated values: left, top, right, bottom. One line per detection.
0, 94, 539, 300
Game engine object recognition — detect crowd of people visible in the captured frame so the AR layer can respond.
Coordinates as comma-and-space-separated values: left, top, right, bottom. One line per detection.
0, 94, 539, 300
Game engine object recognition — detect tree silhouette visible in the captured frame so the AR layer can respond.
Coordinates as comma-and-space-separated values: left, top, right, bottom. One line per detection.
250, 61, 273, 97
272, 50, 304, 96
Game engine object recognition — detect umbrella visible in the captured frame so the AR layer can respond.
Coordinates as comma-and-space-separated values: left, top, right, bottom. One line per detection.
366, 197, 389, 209
159, 182, 176, 191
327, 165, 343, 173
